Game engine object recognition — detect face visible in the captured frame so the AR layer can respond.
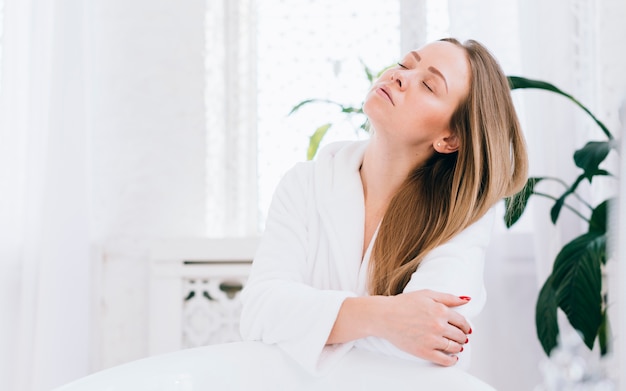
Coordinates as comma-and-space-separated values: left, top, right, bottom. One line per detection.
363, 41, 470, 153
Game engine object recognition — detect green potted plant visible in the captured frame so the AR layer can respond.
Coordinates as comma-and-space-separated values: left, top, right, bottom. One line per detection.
504, 76, 617, 358
290, 68, 617, 359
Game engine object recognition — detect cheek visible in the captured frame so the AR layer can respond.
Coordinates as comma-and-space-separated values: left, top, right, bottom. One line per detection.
398, 112, 449, 142
418, 99, 456, 130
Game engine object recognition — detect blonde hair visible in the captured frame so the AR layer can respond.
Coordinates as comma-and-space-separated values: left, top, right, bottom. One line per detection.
368, 38, 528, 296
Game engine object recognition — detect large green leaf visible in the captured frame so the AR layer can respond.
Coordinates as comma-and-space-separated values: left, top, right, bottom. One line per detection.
551, 232, 605, 350
536, 275, 559, 356
598, 311, 609, 356
507, 76, 613, 140
549, 172, 611, 224
504, 177, 544, 227
307, 123, 332, 160
550, 174, 585, 223
574, 141, 613, 181
550, 194, 567, 225
588, 199, 611, 235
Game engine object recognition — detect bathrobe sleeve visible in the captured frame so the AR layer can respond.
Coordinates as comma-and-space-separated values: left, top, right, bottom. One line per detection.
239, 162, 357, 375
354, 209, 495, 368
403, 208, 495, 316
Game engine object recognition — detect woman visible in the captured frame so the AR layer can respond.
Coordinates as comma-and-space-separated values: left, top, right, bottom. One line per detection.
240, 38, 528, 375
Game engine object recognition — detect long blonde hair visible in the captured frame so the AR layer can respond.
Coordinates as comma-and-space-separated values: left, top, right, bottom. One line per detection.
368, 38, 528, 296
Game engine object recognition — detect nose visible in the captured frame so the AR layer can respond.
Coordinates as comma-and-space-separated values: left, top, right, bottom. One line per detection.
390, 71, 405, 89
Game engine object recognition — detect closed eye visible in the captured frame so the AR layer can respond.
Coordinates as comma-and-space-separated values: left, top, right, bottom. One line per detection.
398, 61, 434, 93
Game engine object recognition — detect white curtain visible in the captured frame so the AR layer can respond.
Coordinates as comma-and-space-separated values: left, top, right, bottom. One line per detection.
0, 0, 92, 390
205, 0, 259, 237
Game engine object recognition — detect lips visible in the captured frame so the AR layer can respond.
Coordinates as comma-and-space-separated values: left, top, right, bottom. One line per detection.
377, 86, 394, 105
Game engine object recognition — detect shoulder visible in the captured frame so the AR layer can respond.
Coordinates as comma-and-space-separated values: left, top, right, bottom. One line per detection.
424, 208, 496, 260
313, 140, 369, 181
277, 161, 314, 195
277, 140, 369, 197
450, 208, 496, 246
315, 140, 369, 166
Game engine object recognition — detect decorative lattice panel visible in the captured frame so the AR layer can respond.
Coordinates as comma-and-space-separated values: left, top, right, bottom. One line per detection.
181, 264, 247, 348
181, 270, 248, 348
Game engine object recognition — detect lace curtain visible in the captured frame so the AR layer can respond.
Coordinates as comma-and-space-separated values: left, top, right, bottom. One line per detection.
205, 0, 259, 237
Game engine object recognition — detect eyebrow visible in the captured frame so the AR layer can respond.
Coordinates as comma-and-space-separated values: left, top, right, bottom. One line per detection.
410, 51, 449, 93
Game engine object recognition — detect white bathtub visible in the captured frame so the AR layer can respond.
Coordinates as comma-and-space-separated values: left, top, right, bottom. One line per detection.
54, 341, 496, 391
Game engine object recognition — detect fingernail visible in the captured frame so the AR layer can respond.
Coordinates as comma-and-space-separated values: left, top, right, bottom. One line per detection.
469, 327, 473, 334
460, 347, 464, 352
465, 337, 469, 344
459, 296, 471, 301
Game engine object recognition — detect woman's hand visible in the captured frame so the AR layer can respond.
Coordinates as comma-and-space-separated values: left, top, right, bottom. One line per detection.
376, 289, 472, 366
327, 289, 472, 366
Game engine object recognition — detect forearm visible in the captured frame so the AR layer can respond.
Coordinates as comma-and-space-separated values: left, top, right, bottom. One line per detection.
327, 290, 471, 367
326, 296, 390, 345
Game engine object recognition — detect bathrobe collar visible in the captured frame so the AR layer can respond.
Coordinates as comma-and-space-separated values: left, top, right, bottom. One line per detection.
313, 140, 370, 291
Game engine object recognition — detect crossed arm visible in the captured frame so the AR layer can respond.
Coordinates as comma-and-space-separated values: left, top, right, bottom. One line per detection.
327, 290, 472, 366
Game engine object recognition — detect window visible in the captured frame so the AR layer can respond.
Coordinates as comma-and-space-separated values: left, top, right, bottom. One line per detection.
206, 0, 448, 235
256, 1, 402, 223
256, 1, 452, 226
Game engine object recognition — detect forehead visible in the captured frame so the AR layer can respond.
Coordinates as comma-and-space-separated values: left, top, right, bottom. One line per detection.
407, 41, 470, 95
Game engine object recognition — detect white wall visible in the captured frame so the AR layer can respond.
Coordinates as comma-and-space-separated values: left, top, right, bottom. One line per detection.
85, 0, 207, 370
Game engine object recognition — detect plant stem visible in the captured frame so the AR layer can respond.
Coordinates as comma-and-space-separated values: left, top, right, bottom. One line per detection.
539, 176, 595, 211
532, 191, 591, 223
569, 191, 595, 211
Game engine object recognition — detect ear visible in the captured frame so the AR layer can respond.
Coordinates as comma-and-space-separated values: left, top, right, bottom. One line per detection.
434, 134, 459, 154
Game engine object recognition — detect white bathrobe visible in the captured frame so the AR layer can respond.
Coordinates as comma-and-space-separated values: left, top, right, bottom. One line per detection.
240, 140, 494, 375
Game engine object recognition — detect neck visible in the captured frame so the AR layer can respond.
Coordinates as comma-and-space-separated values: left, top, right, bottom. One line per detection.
360, 135, 430, 202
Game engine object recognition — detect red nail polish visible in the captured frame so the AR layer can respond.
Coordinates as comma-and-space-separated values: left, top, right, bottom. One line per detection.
460, 347, 464, 352
465, 337, 469, 344
459, 296, 471, 301
469, 327, 473, 334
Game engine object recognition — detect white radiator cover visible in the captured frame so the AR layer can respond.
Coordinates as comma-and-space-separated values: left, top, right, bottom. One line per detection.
148, 237, 258, 356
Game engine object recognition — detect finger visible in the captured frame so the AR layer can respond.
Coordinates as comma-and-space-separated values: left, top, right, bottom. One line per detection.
427, 350, 459, 367
444, 324, 469, 345
439, 338, 464, 354
446, 310, 472, 335
427, 291, 472, 308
